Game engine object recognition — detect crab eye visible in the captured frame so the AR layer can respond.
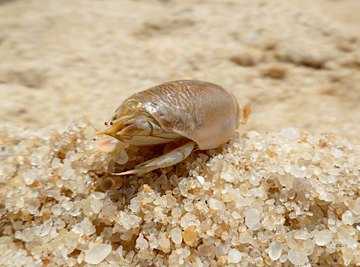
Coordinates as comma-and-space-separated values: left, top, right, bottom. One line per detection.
104, 121, 108, 126
110, 121, 113, 125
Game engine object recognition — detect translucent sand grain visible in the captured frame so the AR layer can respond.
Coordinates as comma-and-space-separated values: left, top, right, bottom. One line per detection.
0, 123, 359, 266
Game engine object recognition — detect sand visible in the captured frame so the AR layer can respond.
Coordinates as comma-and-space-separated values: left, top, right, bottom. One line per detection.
0, 0, 359, 266
0, 0, 359, 141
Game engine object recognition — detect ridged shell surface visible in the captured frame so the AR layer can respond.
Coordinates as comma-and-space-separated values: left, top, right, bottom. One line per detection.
121, 80, 239, 150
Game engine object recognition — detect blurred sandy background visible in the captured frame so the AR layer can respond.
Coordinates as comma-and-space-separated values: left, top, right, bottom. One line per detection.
0, 0, 359, 142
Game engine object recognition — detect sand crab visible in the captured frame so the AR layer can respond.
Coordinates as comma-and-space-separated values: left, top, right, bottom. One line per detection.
97, 80, 250, 175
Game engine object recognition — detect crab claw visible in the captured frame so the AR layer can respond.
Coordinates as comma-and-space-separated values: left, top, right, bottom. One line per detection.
111, 141, 195, 176
95, 136, 119, 153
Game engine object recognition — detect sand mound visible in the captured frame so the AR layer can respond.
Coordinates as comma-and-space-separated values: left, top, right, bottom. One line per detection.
1, 0, 360, 266
1, 121, 359, 266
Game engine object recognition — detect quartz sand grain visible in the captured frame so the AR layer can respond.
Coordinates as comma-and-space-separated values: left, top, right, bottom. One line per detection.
1, 0, 360, 266
0, 123, 359, 266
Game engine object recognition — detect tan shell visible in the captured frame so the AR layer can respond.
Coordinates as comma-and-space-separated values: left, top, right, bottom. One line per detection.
118, 80, 240, 150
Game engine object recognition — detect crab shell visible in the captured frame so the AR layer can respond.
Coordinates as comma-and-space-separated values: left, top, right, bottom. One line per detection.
112, 80, 241, 150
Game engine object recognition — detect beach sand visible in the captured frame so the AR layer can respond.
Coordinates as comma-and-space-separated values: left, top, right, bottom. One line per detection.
0, 0, 359, 266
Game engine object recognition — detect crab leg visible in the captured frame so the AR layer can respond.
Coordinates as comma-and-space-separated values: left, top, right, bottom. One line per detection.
112, 141, 195, 176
